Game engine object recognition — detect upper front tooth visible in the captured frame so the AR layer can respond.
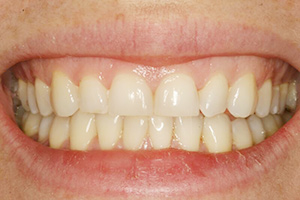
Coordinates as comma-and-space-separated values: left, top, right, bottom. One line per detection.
18, 79, 30, 111
27, 82, 39, 114
247, 114, 266, 144
286, 81, 297, 111
199, 74, 228, 117
35, 78, 53, 116
232, 118, 253, 150
255, 79, 272, 118
79, 76, 108, 114
51, 71, 79, 117
227, 73, 257, 118
270, 86, 280, 114
149, 116, 173, 150
109, 74, 153, 116
279, 83, 289, 114
154, 74, 199, 117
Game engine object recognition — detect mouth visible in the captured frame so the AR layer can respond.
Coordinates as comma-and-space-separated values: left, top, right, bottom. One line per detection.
1, 18, 300, 199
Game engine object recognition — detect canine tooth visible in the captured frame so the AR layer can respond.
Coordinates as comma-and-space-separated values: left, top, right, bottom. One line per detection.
79, 76, 108, 114
23, 113, 42, 137
232, 119, 253, 150
18, 79, 30, 111
199, 74, 228, 117
247, 115, 266, 144
273, 115, 283, 127
227, 73, 257, 118
286, 81, 297, 111
70, 111, 97, 151
255, 80, 272, 117
51, 71, 79, 117
123, 116, 148, 150
155, 74, 199, 117
109, 74, 153, 116
35, 79, 53, 116
27, 83, 39, 114
174, 115, 203, 151
149, 116, 173, 149
96, 114, 123, 150
270, 86, 280, 114
262, 115, 278, 137
49, 116, 70, 149
279, 83, 289, 114
202, 114, 232, 153
38, 115, 54, 143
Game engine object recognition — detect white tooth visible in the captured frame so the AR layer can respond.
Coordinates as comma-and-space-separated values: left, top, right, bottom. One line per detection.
79, 76, 108, 114
35, 79, 53, 116
199, 74, 228, 117
27, 82, 39, 114
227, 73, 257, 118
38, 115, 54, 143
51, 71, 79, 117
22, 112, 30, 129
174, 115, 203, 151
123, 116, 148, 150
202, 114, 232, 153
255, 79, 272, 118
149, 116, 173, 149
155, 74, 199, 117
282, 112, 293, 123
247, 115, 266, 144
109, 74, 153, 116
270, 86, 280, 114
273, 115, 283, 127
232, 119, 253, 150
96, 114, 123, 150
23, 113, 42, 137
70, 111, 97, 151
49, 116, 70, 149
286, 81, 297, 111
17, 79, 30, 111
279, 83, 289, 114
262, 115, 279, 137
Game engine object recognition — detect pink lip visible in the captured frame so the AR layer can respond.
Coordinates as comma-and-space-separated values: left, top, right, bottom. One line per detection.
1, 18, 300, 198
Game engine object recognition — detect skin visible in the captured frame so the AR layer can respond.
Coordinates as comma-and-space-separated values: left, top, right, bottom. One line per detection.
0, 0, 300, 199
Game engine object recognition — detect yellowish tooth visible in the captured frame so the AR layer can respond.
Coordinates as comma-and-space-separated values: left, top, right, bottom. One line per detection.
247, 115, 266, 144
23, 113, 42, 137
49, 116, 70, 149
273, 115, 283, 127
262, 115, 279, 137
51, 71, 79, 117
282, 112, 293, 123
270, 86, 280, 114
232, 119, 253, 150
22, 112, 30, 129
35, 79, 53, 116
18, 79, 30, 111
279, 83, 289, 114
155, 74, 199, 117
255, 79, 272, 118
38, 115, 54, 143
149, 116, 173, 150
286, 81, 297, 111
27, 82, 39, 114
79, 76, 108, 114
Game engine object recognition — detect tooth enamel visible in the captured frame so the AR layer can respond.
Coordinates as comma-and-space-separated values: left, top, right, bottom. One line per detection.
123, 116, 148, 150
109, 74, 153, 116
35, 78, 53, 116
49, 116, 70, 149
286, 81, 297, 111
149, 116, 173, 149
227, 73, 257, 118
96, 114, 123, 150
79, 76, 108, 114
270, 86, 280, 114
155, 74, 199, 117
273, 115, 283, 127
70, 111, 97, 151
27, 83, 39, 114
262, 115, 279, 137
247, 115, 266, 144
23, 113, 42, 137
22, 112, 29, 128
232, 119, 253, 150
255, 79, 272, 118
51, 71, 79, 117
202, 114, 232, 153
174, 115, 203, 151
279, 83, 289, 114
199, 74, 228, 117
38, 115, 54, 143
17, 79, 30, 111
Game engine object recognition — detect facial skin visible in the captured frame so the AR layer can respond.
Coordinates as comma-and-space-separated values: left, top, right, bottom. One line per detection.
0, 1, 300, 199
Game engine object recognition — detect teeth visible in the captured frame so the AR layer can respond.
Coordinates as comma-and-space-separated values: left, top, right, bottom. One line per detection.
282, 112, 293, 123
35, 79, 53, 116
174, 115, 203, 151
49, 116, 70, 149
109, 74, 153, 116
38, 115, 54, 143
70, 111, 97, 151
96, 114, 123, 150
17, 79, 30, 111
123, 116, 148, 150
27, 83, 39, 114
23, 113, 42, 137
262, 115, 278, 137
255, 79, 272, 118
227, 74, 257, 118
273, 115, 283, 127
270, 86, 280, 114
232, 119, 253, 150
149, 116, 173, 149
22, 112, 29, 128
286, 81, 297, 111
79, 76, 108, 114
51, 71, 79, 117
279, 83, 289, 114
247, 115, 266, 144
202, 114, 232, 153
199, 74, 228, 117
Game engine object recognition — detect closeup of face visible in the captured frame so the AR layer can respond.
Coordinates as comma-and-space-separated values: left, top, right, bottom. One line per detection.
1, 1, 300, 200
